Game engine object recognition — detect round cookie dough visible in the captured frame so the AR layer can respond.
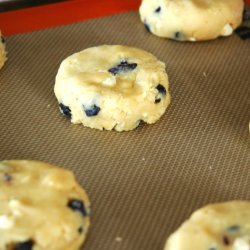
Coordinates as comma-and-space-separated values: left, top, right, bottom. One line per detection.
139, 0, 244, 41
164, 200, 250, 250
54, 45, 170, 131
0, 160, 90, 250
0, 31, 7, 69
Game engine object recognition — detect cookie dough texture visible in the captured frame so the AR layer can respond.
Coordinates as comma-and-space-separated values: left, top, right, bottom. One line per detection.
0, 31, 7, 69
54, 45, 170, 131
0, 160, 90, 250
139, 0, 244, 41
164, 201, 250, 250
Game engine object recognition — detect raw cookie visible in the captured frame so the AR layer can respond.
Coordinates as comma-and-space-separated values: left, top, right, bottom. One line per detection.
54, 45, 170, 131
139, 0, 244, 41
0, 160, 90, 250
164, 200, 250, 250
0, 31, 7, 69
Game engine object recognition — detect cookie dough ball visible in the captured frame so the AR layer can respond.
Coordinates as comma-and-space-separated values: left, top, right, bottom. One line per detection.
139, 0, 244, 41
0, 31, 7, 69
0, 160, 90, 250
54, 45, 170, 131
164, 201, 250, 250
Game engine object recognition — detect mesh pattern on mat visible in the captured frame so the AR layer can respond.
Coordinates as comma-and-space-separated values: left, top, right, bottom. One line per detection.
0, 11, 249, 250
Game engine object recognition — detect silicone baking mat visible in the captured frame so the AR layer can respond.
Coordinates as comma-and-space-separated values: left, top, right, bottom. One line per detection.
0, 10, 249, 250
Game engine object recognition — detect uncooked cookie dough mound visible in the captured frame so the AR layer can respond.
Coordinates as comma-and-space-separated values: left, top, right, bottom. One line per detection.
0, 160, 90, 250
164, 200, 250, 250
54, 45, 170, 131
139, 0, 244, 41
0, 31, 7, 69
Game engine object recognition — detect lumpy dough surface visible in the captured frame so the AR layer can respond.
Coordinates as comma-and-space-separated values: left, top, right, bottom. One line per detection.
54, 45, 171, 131
164, 201, 250, 250
139, 0, 244, 41
0, 160, 90, 250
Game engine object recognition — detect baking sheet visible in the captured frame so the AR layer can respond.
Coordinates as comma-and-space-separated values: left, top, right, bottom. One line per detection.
0, 10, 249, 250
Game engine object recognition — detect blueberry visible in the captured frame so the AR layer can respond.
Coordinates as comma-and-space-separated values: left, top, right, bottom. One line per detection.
59, 103, 71, 118
222, 236, 230, 245
136, 120, 143, 126
1, 36, 5, 44
156, 84, 167, 95
235, 26, 250, 40
84, 104, 100, 117
108, 60, 137, 75
15, 240, 34, 250
3, 173, 12, 182
155, 6, 161, 13
155, 84, 167, 103
68, 199, 87, 216
174, 32, 181, 40
226, 225, 240, 233
78, 226, 83, 234
208, 247, 217, 250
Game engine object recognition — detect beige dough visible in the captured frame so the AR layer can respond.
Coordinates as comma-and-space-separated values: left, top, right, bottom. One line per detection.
164, 200, 250, 250
139, 0, 244, 41
0, 31, 7, 69
0, 160, 90, 250
54, 45, 171, 131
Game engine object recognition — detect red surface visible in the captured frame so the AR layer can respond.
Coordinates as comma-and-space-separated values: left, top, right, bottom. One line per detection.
0, 0, 141, 36
0, 0, 249, 36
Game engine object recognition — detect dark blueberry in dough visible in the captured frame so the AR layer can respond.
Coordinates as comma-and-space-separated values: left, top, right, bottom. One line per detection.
78, 226, 83, 234
84, 104, 101, 117
222, 236, 230, 245
59, 103, 71, 118
226, 225, 240, 233
156, 84, 166, 95
174, 32, 181, 40
1, 35, 5, 44
135, 119, 144, 128
155, 98, 161, 104
208, 247, 217, 250
68, 199, 87, 216
155, 6, 161, 13
235, 26, 250, 40
3, 173, 12, 182
108, 60, 137, 75
155, 84, 167, 103
138, 119, 143, 125
144, 20, 151, 32
15, 240, 34, 250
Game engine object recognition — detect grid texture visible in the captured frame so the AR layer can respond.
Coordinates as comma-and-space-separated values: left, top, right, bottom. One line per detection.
0, 10, 249, 250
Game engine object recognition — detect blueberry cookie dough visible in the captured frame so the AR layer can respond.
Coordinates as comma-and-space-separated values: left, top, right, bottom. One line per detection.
54, 45, 170, 131
164, 201, 250, 250
139, 0, 244, 41
0, 31, 7, 69
0, 160, 90, 250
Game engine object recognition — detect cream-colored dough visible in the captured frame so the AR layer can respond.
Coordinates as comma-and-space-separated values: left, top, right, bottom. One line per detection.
139, 0, 244, 41
54, 45, 171, 131
164, 201, 250, 250
0, 160, 90, 250
0, 31, 7, 69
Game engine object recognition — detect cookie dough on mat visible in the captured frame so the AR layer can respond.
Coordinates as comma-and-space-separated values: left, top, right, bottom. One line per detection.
139, 0, 244, 41
0, 160, 90, 250
164, 200, 250, 250
0, 31, 7, 69
54, 45, 170, 131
